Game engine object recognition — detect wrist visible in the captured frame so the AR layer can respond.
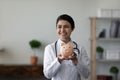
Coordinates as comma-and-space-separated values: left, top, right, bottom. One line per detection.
58, 57, 63, 63
72, 57, 78, 64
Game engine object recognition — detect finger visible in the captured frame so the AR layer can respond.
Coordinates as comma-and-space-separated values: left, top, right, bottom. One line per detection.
71, 53, 74, 56
68, 56, 72, 59
73, 52, 77, 56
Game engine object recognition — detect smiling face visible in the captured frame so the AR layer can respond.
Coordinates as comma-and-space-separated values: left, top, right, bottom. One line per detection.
56, 20, 74, 42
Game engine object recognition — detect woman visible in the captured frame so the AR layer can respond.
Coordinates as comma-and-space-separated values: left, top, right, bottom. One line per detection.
43, 14, 90, 80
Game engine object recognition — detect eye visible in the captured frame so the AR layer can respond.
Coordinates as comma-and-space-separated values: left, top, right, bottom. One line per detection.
64, 25, 70, 28
57, 25, 62, 29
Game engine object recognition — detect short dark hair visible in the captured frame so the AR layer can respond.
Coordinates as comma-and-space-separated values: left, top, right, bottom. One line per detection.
56, 14, 75, 30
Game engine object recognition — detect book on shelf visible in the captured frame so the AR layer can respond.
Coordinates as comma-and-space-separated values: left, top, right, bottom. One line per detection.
97, 75, 112, 80
105, 49, 120, 60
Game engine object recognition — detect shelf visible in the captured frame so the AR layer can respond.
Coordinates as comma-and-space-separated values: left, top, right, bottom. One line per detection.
90, 17, 120, 20
96, 59, 120, 63
90, 17, 120, 80
97, 38, 120, 41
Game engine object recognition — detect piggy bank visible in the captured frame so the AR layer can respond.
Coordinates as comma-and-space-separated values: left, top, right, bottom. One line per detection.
60, 42, 73, 58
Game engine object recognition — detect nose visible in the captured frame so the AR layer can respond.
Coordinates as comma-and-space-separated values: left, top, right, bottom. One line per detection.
61, 27, 65, 32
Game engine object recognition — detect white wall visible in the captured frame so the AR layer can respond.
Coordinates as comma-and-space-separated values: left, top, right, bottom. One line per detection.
0, 0, 120, 65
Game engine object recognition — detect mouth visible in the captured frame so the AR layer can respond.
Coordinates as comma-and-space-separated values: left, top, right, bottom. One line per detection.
60, 32, 67, 36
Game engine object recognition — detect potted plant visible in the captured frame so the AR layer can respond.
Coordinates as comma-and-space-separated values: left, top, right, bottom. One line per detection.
96, 46, 104, 59
29, 39, 41, 65
109, 66, 119, 80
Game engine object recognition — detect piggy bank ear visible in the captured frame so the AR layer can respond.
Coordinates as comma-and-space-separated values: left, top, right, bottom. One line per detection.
61, 42, 65, 46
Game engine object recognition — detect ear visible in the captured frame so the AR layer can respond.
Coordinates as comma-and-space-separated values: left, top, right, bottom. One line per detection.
61, 42, 65, 46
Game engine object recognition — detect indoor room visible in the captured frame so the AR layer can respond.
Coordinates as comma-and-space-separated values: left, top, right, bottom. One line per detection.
0, 0, 120, 80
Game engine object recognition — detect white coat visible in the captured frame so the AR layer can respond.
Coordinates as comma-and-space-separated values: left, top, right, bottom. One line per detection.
43, 39, 90, 80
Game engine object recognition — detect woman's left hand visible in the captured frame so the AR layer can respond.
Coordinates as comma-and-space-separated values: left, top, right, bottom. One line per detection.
69, 52, 78, 64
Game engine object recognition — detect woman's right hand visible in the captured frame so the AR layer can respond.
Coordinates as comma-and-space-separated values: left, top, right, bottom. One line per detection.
57, 54, 65, 63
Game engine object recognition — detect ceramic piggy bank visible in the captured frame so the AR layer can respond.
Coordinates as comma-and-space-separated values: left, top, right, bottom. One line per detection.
60, 42, 73, 58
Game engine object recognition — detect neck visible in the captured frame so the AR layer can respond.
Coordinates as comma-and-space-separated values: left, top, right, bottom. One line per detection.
61, 38, 71, 43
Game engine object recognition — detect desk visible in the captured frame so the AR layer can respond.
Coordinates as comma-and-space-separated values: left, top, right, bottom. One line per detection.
0, 65, 44, 78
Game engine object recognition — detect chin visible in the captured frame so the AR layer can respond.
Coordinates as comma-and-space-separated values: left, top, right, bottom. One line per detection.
61, 39, 66, 41
61, 39, 68, 42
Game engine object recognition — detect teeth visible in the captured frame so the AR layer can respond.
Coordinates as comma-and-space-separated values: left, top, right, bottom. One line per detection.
61, 33, 66, 35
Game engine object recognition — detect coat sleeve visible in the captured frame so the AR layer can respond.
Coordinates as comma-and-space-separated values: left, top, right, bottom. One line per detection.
43, 45, 61, 79
76, 46, 90, 79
